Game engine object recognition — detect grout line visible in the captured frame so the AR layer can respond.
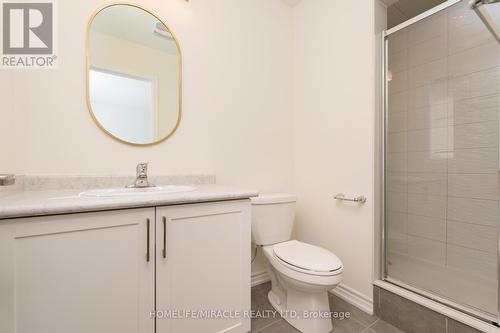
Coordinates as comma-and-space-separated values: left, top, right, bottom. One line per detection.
404, 214, 497, 229
387, 193, 499, 204
446, 218, 497, 228
447, 172, 499, 175
405, 107, 409, 257
367, 318, 380, 329
399, 122, 499, 135
405, 233, 496, 255
405, 171, 499, 175
397, 28, 497, 67
390, 118, 500, 134
252, 318, 283, 333
445, 67, 450, 268
388, 171, 498, 177
391, 146, 499, 153
447, 63, 499, 80
343, 316, 373, 330
446, 195, 499, 202
331, 295, 379, 330
408, 64, 499, 91
448, 92, 500, 103
388, 86, 499, 102
388, 67, 499, 96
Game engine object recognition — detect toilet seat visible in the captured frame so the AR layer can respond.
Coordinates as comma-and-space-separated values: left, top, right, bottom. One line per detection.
272, 240, 343, 277
262, 244, 342, 288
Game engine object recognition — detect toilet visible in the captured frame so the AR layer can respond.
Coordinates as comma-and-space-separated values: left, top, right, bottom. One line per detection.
251, 193, 343, 333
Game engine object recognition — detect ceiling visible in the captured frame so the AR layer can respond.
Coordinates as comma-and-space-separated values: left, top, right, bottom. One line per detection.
280, 0, 447, 27
281, 0, 302, 8
386, 0, 447, 28
281, 0, 447, 25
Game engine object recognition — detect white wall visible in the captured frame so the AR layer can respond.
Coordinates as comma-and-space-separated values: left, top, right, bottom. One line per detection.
3, 0, 386, 295
9, 0, 294, 194
0, 71, 15, 173
293, 0, 378, 299
0, 71, 16, 173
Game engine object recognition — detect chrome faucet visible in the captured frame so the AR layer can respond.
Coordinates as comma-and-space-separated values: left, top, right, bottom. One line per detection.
128, 163, 155, 188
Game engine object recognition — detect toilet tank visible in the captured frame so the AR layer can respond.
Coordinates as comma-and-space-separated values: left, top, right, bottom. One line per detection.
250, 193, 297, 245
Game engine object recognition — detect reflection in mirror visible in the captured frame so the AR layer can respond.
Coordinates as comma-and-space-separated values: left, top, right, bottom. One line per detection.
87, 4, 181, 145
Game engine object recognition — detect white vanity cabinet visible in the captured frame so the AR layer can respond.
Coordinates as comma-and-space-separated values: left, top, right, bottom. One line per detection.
155, 200, 251, 333
0, 208, 156, 333
0, 200, 251, 333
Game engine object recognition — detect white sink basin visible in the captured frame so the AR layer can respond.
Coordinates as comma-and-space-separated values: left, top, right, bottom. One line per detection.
79, 185, 196, 198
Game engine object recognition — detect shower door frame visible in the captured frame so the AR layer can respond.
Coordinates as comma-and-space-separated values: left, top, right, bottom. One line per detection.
380, 0, 500, 324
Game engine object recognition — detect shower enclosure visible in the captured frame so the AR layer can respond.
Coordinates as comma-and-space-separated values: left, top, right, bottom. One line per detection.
382, 0, 500, 323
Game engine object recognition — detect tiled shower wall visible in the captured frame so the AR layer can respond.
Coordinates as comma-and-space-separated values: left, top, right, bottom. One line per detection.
386, 0, 500, 316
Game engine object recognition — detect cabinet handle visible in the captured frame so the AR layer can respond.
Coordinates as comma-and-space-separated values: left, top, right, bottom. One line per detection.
162, 216, 167, 258
146, 218, 150, 262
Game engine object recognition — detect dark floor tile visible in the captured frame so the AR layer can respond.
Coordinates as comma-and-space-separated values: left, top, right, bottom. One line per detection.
251, 283, 282, 332
333, 317, 367, 333
251, 284, 373, 333
378, 288, 446, 333
253, 282, 272, 297
252, 285, 273, 312
330, 294, 378, 327
254, 319, 301, 333
251, 310, 282, 332
369, 319, 405, 333
446, 319, 483, 333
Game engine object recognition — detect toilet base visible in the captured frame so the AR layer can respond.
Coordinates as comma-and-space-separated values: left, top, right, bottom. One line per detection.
267, 288, 333, 333
261, 244, 341, 333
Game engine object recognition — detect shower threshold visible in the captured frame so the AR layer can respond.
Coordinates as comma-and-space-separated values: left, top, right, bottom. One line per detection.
374, 279, 499, 333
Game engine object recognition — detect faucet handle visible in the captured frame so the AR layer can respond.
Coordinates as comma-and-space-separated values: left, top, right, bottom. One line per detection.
137, 162, 148, 176
127, 163, 153, 188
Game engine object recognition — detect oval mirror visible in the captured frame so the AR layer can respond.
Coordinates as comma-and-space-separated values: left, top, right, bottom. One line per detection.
86, 4, 181, 146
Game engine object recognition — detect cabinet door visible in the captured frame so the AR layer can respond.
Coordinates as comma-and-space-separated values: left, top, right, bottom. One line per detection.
0, 208, 155, 333
156, 200, 251, 333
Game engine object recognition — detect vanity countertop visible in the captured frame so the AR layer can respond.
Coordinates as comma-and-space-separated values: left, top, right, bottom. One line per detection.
0, 184, 259, 219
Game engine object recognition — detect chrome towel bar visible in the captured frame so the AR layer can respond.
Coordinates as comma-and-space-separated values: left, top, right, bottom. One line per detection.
334, 193, 367, 204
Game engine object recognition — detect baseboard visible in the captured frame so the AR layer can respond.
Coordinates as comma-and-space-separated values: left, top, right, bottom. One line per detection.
251, 271, 270, 287
330, 283, 374, 315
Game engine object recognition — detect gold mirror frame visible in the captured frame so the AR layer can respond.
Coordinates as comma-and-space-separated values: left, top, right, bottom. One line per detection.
85, 2, 182, 146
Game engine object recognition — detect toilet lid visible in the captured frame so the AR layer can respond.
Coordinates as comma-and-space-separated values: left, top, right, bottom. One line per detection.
273, 240, 343, 274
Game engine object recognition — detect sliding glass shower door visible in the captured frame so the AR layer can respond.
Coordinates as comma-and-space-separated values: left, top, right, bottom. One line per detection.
384, 0, 500, 321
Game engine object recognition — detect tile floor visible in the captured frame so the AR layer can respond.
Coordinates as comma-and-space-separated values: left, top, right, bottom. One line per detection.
251, 282, 403, 333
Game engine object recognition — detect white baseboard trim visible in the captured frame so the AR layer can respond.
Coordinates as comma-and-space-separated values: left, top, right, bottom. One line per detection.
330, 283, 374, 315
251, 271, 270, 287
